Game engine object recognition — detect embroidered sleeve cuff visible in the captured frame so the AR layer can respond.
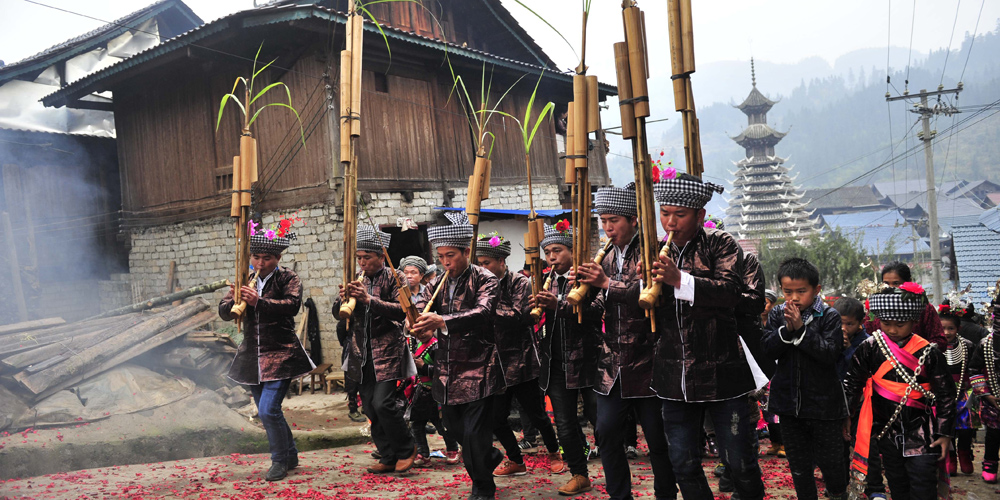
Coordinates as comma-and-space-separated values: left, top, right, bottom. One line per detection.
674, 271, 694, 303
970, 374, 988, 394
778, 325, 808, 346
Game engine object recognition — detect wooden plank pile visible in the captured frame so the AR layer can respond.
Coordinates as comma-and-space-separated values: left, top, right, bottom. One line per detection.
0, 298, 215, 402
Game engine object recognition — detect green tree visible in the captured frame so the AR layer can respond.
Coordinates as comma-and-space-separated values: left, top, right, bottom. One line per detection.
758, 229, 897, 297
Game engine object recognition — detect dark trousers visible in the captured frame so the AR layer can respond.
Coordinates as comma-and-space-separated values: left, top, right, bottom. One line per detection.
412, 413, 459, 456
877, 435, 939, 500
248, 379, 297, 463
662, 396, 766, 500
546, 367, 596, 477
779, 414, 847, 499
519, 396, 540, 442
442, 396, 504, 497
624, 408, 638, 448
494, 379, 560, 463
345, 378, 360, 412
597, 381, 677, 500
848, 416, 885, 494
359, 358, 415, 465
956, 428, 975, 453
986, 428, 1000, 461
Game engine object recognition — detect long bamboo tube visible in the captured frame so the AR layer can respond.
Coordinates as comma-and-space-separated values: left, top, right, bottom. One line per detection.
239, 138, 252, 207
481, 159, 492, 200
623, 6, 649, 118
564, 103, 577, 184
587, 75, 600, 133
339, 50, 352, 164
530, 274, 553, 321
572, 75, 588, 169
241, 136, 258, 184
230, 156, 241, 217
466, 155, 487, 226
639, 231, 675, 310
349, 13, 363, 137
613, 43, 636, 140
679, 0, 695, 74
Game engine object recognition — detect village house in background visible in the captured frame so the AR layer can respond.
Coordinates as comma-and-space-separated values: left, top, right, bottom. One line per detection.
724, 61, 819, 245
0, 0, 203, 324
34, 0, 614, 366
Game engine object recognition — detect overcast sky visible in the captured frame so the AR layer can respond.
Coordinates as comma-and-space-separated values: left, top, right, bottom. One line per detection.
2, 0, 997, 71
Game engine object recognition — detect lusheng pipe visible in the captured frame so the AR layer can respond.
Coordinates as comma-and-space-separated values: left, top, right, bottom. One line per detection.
638, 231, 675, 310
530, 274, 553, 322
567, 239, 614, 306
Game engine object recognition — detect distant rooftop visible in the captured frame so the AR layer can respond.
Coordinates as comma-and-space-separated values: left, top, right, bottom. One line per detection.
951, 222, 1000, 304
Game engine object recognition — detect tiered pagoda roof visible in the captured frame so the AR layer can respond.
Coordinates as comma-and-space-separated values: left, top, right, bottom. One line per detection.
725, 59, 818, 244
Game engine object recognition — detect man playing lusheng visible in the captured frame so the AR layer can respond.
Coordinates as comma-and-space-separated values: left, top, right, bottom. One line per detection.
334, 224, 418, 474
648, 173, 766, 499
475, 232, 565, 477
220, 228, 314, 482
575, 183, 677, 500
411, 212, 505, 500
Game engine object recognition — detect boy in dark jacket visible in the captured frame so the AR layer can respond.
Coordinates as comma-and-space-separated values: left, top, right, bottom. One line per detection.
834, 297, 869, 381
761, 258, 848, 500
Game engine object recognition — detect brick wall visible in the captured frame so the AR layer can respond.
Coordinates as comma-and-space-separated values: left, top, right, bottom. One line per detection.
116, 184, 563, 368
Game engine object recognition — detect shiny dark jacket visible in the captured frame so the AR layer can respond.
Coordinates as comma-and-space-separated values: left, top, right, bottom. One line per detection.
493, 271, 541, 387
538, 271, 605, 391
220, 266, 314, 385
845, 335, 957, 456
594, 233, 658, 398
415, 264, 504, 405
969, 332, 999, 396
332, 266, 409, 383
737, 252, 772, 379
762, 302, 848, 420
652, 228, 756, 401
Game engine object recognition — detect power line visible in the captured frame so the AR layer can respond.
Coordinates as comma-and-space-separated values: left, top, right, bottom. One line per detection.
959, 0, 987, 83
905, 0, 917, 92
939, 0, 962, 86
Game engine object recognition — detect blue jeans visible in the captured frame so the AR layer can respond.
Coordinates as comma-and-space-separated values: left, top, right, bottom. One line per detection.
661, 396, 765, 500
249, 379, 297, 464
597, 380, 677, 500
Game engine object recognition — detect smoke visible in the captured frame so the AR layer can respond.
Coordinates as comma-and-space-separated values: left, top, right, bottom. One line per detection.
0, 132, 124, 324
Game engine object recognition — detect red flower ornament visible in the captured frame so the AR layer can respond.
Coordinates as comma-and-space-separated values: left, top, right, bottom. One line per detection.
899, 282, 924, 294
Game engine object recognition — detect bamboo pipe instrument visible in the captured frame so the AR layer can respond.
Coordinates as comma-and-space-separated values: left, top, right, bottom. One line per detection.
414, 271, 451, 336
229, 267, 260, 318
383, 249, 420, 327
338, 271, 364, 320
530, 274, 553, 321
567, 239, 614, 306
638, 231, 675, 310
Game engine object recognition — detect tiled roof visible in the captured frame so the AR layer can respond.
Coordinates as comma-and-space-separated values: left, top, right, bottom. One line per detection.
821, 209, 906, 229
731, 123, 786, 145
735, 86, 776, 112
803, 186, 884, 211
819, 209, 924, 256
980, 207, 1000, 232
951, 223, 1000, 303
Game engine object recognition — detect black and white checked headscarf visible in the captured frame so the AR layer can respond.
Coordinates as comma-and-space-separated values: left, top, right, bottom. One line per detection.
357, 223, 391, 253
399, 255, 428, 274
868, 288, 927, 322
476, 235, 512, 259
594, 182, 638, 217
250, 232, 295, 256
653, 173, 724, 209
428, 211, 474, 249
541, 223, 573, 249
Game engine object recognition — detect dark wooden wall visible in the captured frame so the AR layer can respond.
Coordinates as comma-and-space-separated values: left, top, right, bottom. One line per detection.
113, 39, 606, 224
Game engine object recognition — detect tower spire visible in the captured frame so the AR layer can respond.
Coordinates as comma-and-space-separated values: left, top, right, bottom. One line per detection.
751, 57, 756, 87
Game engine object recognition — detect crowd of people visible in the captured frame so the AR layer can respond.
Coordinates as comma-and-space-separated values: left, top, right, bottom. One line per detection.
218, 173, 1000, 500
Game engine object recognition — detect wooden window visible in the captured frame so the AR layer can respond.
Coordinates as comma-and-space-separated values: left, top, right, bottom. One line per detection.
214, 166, 233, 194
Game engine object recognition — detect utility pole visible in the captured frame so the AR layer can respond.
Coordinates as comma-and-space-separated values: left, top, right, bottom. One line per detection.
886, 84, 962, 304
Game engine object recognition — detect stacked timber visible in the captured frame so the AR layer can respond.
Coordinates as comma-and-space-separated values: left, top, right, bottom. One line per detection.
0, 299, 215, 402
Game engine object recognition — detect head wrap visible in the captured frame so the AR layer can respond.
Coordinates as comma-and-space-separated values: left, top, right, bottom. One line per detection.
868, 285, 928, 322
399, 256, 428, 274
593, 182, 638, 217
250, 233, 295, 256
356, 223, 391, 253
424, 264, 438, 277
652, 173, 724, 209
427, 211, 474, 249
476, 233, 512, 259
541, 220, 573, 249
764, 289, 778, 303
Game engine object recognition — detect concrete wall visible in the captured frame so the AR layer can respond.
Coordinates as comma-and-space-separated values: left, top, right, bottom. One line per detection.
119, 184, 563, 367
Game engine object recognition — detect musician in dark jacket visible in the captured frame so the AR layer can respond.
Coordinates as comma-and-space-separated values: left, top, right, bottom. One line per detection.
575, 183, 676, 500
845, 286, 956, 499
411, 212, 504, 500
532, 221, 605, 496
332, 224, 417, 474
649, 173, 766, 500
220, 231, 313, 482
475, 233, 564, 477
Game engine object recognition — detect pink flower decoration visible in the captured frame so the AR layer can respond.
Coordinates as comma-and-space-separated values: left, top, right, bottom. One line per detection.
248, 220, 258, 236
489, 236, 501, 247
899, 282, 924, 294
663, 166, 677, 180
704, 220, 717, 229
265, 229, 276, 240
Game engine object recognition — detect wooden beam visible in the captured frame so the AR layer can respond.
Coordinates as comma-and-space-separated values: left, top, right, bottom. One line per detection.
0, 318, 65, 336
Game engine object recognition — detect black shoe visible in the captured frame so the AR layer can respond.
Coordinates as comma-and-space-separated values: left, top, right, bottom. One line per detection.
266, 462, 288, 481
425, 423, 437, 434
713, 463, 726, 477
371, 451, 382, 459
625, 446, 639, 459
348, 410, 366, 423
288, 455, 299, 470
718, 472, 734, 492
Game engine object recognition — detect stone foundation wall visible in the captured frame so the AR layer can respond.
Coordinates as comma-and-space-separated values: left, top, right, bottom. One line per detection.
121, 184, 563, 368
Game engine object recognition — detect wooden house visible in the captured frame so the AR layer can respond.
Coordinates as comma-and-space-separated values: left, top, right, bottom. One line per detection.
40, 0, 616, 363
